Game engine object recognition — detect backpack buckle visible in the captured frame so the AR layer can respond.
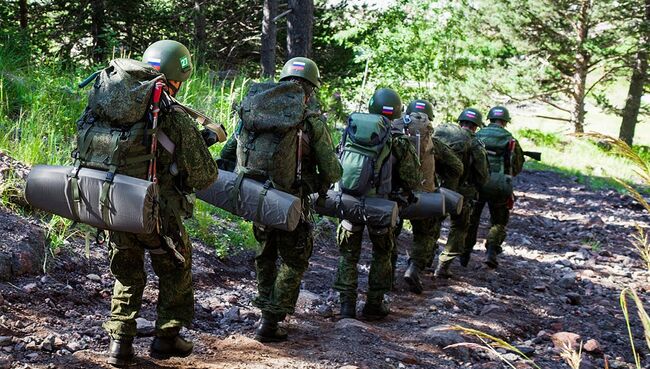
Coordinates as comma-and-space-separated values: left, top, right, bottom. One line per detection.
105, 172, 115, 182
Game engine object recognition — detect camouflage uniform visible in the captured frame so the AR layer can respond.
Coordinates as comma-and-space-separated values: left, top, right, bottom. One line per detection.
406, 138, 464, 271
220, 108, 341, 322
435, 129, 489, 264
466, 123, 524, 255
334, 135, 420, 305
103, 110, 218, 340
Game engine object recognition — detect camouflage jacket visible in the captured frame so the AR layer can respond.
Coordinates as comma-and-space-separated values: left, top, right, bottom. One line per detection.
391, 134, 422, 193
431, 138, 464, 191
478, 123, 525, 177
458, 129, 489, 198
220, 107, 342, 198
157, 109, 218, 218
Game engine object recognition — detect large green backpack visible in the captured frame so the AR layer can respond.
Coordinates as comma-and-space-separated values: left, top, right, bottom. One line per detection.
74, 58, 164, 180
235, 81, 308, 193
477, 125, 514, 199
392, 112, 435, 192
339, 113, 393, 197
433, 123, 472, 178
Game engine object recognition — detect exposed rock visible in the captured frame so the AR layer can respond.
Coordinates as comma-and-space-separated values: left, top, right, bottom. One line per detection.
583, 339, 602, 354
296, 290, 322, 310
135, 318, 155, 337
422, 325, 464, 348
551, 332, 581, 351
86, 274, 101, 282
334, 319, 372, 332
0, 207, 46, 281
565, 292, 581, 305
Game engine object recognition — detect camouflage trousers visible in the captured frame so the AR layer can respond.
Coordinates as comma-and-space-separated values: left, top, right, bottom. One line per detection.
103, 219, 193, 340
436, 200, 473, 263
466, 198, 510, 254
393, 218, 438, 271
334, 221, 394, 304
252, 221, 313, 322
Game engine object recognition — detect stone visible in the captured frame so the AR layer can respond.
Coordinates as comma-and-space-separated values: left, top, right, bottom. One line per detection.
583, 339, 602, 354
317, 304, 334, 318
565, 293, 581, 305
296, 290, 322, 310
422, 325, 464, 348
22, 282, 38, 293
86, 274, 101, 282
66, 341, 83, 352
224, 306, 241, 322
0, 354, 10, 369
25, 341, 38, 350
533, 284, 547, 292
135, 318, 155, 337
480, 304, 501, 316
334, 318, 371, 332
338, 366, 359, 369
40, 335, 55, 352
558, 275, 576, 289
0, 337, 11, 347
551, 332, 581, 351
513, 345, 535, 357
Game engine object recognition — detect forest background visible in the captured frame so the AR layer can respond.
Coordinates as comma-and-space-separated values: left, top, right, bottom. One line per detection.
0, 0, 649, 252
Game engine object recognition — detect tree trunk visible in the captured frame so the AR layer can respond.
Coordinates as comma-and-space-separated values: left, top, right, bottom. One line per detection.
570, 0, 592, 133
619, 0, 650, 146
286, 0, 314, 58
90, 0, 106, 64
19, 0, 27, 29
194, 0, 207, 57
261, 0, 277, 78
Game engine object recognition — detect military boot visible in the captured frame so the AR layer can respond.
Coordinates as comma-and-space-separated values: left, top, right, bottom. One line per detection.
434, 259, 453, 279
403, 261, 423, 294
255, 318, 288, 343
459, 253, 471, 267
107, 337, 135, 367
485, 246, 499, 269
150, 335, 193, 360
340, 301, 356, 319
362, 299, 390, 321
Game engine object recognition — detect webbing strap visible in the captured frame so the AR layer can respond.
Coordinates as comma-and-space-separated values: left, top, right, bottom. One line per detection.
99, 132, 121, 225
256, 180, 272, 223
230, 171, 245, 211
68, 161, 82, 221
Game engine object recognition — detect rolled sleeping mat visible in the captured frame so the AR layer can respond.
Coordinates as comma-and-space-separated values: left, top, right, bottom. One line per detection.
25, 165, 158, 234
439, 188, 464, 215
196, 170, 302, 232
399, 191, 446, 219
309, 190, 399, 228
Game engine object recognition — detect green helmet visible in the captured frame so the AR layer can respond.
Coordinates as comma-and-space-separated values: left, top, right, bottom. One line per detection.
368, 88, 402, 119
457, 108, 484, 127
406, 99, 434, 121
487, 106, 511, 122
279, 57, 321, 88
142, 40, 193, 82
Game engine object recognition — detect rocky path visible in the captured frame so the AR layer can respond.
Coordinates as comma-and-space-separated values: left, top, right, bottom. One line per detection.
0, 169, 649, 369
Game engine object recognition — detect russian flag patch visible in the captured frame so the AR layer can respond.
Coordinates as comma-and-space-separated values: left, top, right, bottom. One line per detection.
466, 111, 476, 118
147, 57, 161, 71
415, 102, 426, 110
494, 109, 504, 116
292, 61, 306, 71
382, 106, 394, 115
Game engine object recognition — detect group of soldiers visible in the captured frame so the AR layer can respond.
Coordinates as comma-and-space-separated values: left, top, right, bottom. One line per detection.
94, 41, 525, 366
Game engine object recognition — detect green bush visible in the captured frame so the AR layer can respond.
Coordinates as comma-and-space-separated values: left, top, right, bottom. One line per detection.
517, 128, 563, 148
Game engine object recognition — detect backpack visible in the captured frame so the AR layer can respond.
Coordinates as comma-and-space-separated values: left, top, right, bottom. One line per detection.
392, 112, 435, 191
235, 81, 308, 193
433, 123, 472, 179
338, 113, 393, 197
477, 125, 515, 199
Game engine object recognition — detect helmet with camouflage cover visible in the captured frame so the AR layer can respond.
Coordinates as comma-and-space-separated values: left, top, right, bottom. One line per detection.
142, 40, 193, 82
487, 106, 511, 122
369, 88, 402, 119
406, 99, 434, 121
457, 108, 484, 127
279, 57, 321, 88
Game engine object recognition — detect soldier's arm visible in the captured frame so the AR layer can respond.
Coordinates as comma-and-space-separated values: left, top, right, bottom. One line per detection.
219, 133, 238, 162
432, 138, 463, 188
394, 135, 422, 191
173, 113, 219, 190
511, 139, 525, 176
309, 117, 342, 189
471, 141, 490, 187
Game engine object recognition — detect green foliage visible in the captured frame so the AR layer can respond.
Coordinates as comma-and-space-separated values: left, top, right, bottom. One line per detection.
517, 128, 563, 149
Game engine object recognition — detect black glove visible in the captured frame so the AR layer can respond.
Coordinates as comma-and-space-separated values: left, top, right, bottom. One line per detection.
201, 128, 218, 147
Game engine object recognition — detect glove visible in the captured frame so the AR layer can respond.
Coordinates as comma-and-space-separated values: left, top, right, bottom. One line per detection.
201, 128, 218, 147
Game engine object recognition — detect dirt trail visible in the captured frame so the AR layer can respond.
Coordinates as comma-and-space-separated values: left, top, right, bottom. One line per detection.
1, 169, 649, 369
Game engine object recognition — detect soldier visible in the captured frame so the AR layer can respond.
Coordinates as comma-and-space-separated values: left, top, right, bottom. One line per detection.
431, 108, 489, 278
104, 40, 218, 366
465, 106, 525, 268
396, 100, 464, 294
334, 88, 421, 320
220, 57, 342, 342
